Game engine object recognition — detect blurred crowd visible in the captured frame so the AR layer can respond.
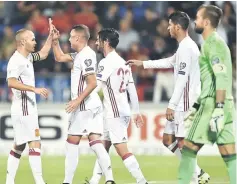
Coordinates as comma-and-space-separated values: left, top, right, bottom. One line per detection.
0, 1, 236, 103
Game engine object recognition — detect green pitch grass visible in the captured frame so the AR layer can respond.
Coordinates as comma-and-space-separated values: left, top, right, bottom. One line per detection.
0, 155, 229, 184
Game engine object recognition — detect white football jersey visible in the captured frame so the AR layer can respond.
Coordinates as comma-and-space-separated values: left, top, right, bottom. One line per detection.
96, 50, 133, 118
70, 46, 102, 111
143, 36, 201, 111
7, 51, 40, 116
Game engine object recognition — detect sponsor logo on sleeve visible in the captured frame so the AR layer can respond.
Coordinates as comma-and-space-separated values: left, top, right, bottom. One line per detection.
212, 57, 220, 65
97, 74, 102, 78
179, 62, 186, 70
213, 63, 226, 73
97, 66, 104, 73
85, 67, 95, 72
84, 59, 92, 67
178, 71, 185, 75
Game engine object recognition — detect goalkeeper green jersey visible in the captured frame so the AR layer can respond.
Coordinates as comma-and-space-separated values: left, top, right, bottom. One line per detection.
198, 32, 233, 101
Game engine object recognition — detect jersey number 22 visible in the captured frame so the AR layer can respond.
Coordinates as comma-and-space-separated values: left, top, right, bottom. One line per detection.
117, 68, 130, 93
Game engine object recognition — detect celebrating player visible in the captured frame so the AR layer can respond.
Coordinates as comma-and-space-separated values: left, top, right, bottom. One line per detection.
88, 28, 147, 184
127, 11, 210, 184
6, 19, 53, 184
51, 24, 115, 184
178, 5, 236, 184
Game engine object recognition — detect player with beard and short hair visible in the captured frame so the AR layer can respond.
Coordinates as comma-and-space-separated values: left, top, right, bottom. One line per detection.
178, 5, 236, 184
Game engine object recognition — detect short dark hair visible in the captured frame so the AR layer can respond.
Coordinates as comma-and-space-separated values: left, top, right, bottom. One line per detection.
168, 11, 190, 30
198, 5, 223, 28
72, 24, 90, 40
98, 28, 119, 48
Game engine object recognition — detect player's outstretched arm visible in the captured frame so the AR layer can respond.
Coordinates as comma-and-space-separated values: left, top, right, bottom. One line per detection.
8, 78, 49, 98
51, 27, 73, 62
126, 54, 176, 69
35, 18, 54, 61
52, 40, 73, 62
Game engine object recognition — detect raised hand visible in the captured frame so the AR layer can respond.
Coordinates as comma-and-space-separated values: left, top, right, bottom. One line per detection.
48, 18, 54, 35
48, 18, 60, 40
54, 28, 60, 40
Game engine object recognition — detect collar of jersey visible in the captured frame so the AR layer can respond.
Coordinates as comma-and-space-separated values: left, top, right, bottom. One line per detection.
205, 31, 217, 43
179, 36, 190, 45
15, 50, 30, 60
106, 50, 116, 58
78, 45, 89, 54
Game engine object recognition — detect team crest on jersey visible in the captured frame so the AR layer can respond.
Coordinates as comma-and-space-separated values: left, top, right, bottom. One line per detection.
35, 129, 40, 137
179, 62, 186, 70
84, 59, 92, 67
212, 57, 220, 65
97, 66, 104, 73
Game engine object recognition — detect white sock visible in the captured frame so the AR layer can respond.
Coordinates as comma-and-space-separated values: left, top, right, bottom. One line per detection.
6, 149, 22, 184
63, 141, 79, 184
90, 140, 113, 182
168, 140, 182, 159
191, 159, 200, 184
123, 153, 147, 184
29, 148, 45, 184
90, 160, 103, 184
191, 165, 198, 184
196, 163, 201, 176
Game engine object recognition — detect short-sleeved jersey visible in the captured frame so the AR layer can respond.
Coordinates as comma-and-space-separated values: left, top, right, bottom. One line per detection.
199, 32, 233, 100
7, 51, 40, 116
70, 46, 102, 111
96, 50, 133, 118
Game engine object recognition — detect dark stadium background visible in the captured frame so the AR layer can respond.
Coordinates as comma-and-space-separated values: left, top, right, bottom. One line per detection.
0, 1, 235, 103
0, 2, 236, 183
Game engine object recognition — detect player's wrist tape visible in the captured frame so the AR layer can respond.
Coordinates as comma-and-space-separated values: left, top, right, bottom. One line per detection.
216, 102, 224, 108
192, 103, 200, 110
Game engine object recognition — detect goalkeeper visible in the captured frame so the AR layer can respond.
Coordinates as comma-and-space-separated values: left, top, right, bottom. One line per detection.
178, 4, 236, 184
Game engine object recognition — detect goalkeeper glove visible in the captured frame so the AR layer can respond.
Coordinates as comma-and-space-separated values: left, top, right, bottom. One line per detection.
210, 103, 224, 136
184, 103, 200, 129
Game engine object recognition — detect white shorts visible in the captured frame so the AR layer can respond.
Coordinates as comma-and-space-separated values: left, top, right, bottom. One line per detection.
68, 106, 103, 136
103, 116, 130, 144
12, 113, 40, 145
164, 111, 186, 137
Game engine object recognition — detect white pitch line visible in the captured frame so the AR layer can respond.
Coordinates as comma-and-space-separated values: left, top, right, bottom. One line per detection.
125, 181, 229, 184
